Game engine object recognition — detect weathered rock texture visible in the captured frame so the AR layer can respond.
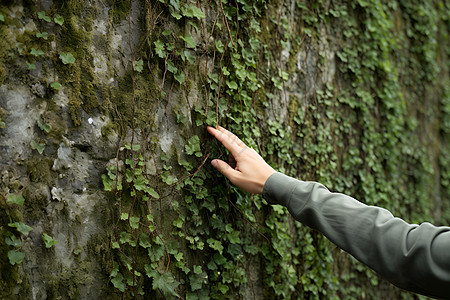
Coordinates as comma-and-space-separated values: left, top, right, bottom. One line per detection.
0, 0, 449, 299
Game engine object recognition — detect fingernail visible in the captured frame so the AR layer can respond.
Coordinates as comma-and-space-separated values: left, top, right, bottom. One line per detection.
211, 160, 218, 167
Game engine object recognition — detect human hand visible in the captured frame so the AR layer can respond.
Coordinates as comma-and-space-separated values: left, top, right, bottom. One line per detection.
207, 126, 276, 194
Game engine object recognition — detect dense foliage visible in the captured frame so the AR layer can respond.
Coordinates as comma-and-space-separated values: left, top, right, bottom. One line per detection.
0, 0, 448, 299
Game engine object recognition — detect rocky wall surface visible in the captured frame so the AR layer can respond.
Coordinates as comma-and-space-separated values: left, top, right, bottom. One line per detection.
0, 0, 449, 299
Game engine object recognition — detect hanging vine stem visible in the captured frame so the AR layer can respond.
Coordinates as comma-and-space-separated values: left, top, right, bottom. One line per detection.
128, 1, 137, 148
113, 104, 126, 192
219, 0, 235, 48
127, 1, 139, 297
176, 153, 211, 184
226, 196, 271, 245
215, 48, 227, 127
233, 0, 239, 42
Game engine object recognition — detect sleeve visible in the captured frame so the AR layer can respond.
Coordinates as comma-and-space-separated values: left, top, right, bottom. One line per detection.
262, 172, 450, 299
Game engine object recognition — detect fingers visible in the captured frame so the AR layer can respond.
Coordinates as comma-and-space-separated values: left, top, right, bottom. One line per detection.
216, 126, 246, 148
207, 126, 246, 157
211, 159, 239, 181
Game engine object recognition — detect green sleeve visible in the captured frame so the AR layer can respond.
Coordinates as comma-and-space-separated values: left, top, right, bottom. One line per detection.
262, 172, 450, 299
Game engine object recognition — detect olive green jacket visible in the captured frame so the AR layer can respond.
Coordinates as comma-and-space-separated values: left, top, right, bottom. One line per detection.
262, 173, 450, 299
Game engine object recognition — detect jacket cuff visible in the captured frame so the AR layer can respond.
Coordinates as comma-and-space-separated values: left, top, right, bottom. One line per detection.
262, 172, 301, 207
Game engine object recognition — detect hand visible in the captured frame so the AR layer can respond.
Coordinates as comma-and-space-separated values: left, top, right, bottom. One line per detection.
207, 126, 276, 194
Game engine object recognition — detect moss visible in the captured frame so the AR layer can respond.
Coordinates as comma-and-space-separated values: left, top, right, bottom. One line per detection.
109, 0, 131, 23
288, 94, 301, 128
0, 63, 5, 86
69, 96, 83, 126
0, 107, 5, 127
82, 6, 99, 32
0, 22, 15, 75
42, 111, 66, 143
101, 120, 118, 138
0, 228, 23, 299
111, 72, 160, 129
26, 157, 54, 183
46, 261, 94, 299
79, 58, 98, 113
54, 0, 98, 126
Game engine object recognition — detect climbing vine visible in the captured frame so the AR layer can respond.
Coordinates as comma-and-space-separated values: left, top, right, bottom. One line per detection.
0, 0, 448, 299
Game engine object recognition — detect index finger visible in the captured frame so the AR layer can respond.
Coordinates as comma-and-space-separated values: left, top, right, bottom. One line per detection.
207, 126, 245, 157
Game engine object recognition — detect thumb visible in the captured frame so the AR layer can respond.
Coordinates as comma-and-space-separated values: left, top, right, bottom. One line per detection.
211, 159, 239, 181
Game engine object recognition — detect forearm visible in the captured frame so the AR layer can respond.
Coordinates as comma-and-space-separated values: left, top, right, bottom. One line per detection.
263, 173, 450, 299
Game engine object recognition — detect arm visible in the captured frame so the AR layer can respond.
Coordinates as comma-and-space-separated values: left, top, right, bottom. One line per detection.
207, 126, 450, 299
263, 172, 450, 299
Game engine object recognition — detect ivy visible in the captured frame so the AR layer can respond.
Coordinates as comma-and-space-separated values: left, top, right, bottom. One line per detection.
59, 52, 76, 64
8, 250, 25, 265
42, 233, 58, 248
6, 194, 25, 206
86, 0, 450, 298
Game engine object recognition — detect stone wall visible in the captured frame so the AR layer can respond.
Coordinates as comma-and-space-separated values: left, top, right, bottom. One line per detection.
0, 0, 449, 299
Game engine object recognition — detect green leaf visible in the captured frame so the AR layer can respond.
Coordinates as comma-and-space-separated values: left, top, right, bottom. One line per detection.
133, 175, 148, 191
112, 241, 120, 249
190, 6, 205, 19
161, 171, 176, 185
171, 11, 182, 20
227, 230, 241, 244
222, 66, 230, 76
37, 11, 51, 22
180, 34, 196, 48
145, 267, 180, 296
185, 135, 202, 157
38, 120, 52, 133
6, 194, 25, 206
218, 283, 229, 294
31, 140, 45, 154
0, 13, 4, 22
154, 40, 166, 58
184, 50, 196, 64
8, 250, 25, 265
207, 238, 223, 254
59, 52, 76, 64
36, 31, 49, 40
50, 82, 62, 90
5, 233, 21, 247
31, 48, 44, 57
167, 60, 178, 74
193, 265, 202, 274
120, 213, 129, 220
181, 4, 205, 19
174, 70, 185, 85
111, 273, 125, 292
119, 231, 131, 244
129, 216, 140, 229
133, 59, 143, 72
226, 80, 238, 90
54, 14, 64, 25
102, 174, 112, 191
178, 159, 193, 171
8, 222, 33, 236
42, 233, 58, 248
173, 218, 183, 228
139, 233, 151, 248
26, 61, 36, 70
162, 30, 171, 36
145, 187, 160, 199
215, 40, 224, 53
